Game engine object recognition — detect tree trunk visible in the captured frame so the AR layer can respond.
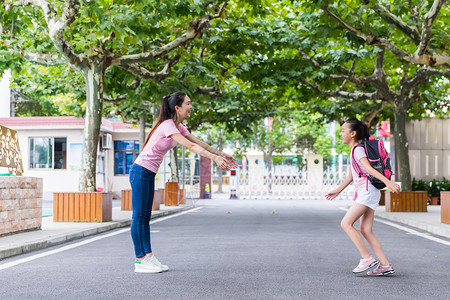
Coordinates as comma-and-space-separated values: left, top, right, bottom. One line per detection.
152, 102, 159, 123
393, 108, 412, 191
79, 64, 104, 192
264, 150, 273, 194
170, 146, 178, 182
139, 114, 145, 152
216, 134, 224, 193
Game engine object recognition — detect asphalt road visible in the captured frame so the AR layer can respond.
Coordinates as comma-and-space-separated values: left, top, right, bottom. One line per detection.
1, 199, 449, 300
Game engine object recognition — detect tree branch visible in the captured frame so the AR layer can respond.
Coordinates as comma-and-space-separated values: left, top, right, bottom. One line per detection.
119, 55, 180, 81
416, 0, 446, 56
362, 0, 420, 44
402, 66, 450, 107
299, 78, 379, 101
321, 4, 450, 68
194, 84, 223, 98
103, 80, 140, 102
362, 100, 388, 128
23, 52, 66, 66
111, 2, 227, 66
104, 95, 126, 103
299, 49, 378, 85
6, 0, 86, 68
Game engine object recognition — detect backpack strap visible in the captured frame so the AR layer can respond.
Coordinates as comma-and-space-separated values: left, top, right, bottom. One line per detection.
351, 144, 365, 177
351, 144, 369, 190
363, 140, 370, 158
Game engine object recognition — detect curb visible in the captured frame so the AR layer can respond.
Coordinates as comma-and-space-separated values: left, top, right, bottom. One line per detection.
0, 205, 195, 260
374, 211, 450, 240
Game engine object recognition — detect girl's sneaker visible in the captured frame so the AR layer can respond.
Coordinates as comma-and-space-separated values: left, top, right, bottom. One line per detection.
135, 256, 163, 273
367, 264, 395, 276
151, 255, 169, 272
352, 257, 379, 274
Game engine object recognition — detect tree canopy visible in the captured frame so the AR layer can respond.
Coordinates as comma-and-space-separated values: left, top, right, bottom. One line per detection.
1, 0, 449, 191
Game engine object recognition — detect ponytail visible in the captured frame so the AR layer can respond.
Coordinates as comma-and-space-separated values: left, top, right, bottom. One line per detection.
345, 118, 370, 141
143, 92, 187, 148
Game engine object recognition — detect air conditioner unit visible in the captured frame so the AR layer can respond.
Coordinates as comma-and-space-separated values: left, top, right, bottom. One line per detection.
101, 133, 112, 149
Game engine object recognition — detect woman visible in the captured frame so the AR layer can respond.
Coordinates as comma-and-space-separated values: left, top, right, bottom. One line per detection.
325, 118, 400, 276
130, 92, 237, 273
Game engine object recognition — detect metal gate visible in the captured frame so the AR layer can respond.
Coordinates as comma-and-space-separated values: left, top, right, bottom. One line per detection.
238, 166, 353, 200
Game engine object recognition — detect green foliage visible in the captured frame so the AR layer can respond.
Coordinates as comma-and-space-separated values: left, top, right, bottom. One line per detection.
412, 178, 428, 192
10, 63, 86, 116
15, 97, 60, 117
2, 0, 449, 166
412, 177, 450, 197
1, 0, 225, 118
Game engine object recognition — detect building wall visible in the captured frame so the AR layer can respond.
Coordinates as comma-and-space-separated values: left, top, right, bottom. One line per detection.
2, 118, 154, 196
17, 128, 84, 192
407, 118, 450, 181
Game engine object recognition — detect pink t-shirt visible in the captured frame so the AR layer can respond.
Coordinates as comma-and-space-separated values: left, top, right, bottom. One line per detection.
134, 119, 190, 173
351, 146, 369, 189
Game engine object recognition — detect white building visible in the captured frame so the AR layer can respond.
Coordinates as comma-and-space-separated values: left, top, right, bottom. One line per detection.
0, 116, 171, 197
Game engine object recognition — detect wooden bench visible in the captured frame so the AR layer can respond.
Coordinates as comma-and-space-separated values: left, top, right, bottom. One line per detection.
121, 189, 160, 211
385, 191, 427, 212
379, 190, 386, 206
165, 182, 179, 206
164, 183, 185, 206
179, 189, 184, 205
441, 191, 450, 224
121, 190, 132, 211
53, 192, 112, 222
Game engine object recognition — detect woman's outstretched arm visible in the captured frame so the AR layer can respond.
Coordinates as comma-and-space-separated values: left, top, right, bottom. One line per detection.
170, 133, 233, 171
185, 134, 238, 168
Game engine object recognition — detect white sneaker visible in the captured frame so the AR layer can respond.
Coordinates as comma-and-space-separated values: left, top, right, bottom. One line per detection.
150, 255, 169, 272
134, 256, 163, 273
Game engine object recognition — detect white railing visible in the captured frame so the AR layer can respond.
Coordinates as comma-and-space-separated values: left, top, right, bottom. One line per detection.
238, 166, 353, 200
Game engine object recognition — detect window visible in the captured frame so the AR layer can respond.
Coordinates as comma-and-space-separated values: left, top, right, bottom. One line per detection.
54, 138, 67, 169
114, 140, 139, 175
29, 137, 67, 169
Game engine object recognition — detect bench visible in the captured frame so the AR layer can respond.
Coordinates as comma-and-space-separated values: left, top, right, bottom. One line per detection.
121, 189, 161, 211
53, 192, 112, 222
385, 191, 427, 212
164, 182, 185, 206
441, 191, 450, 224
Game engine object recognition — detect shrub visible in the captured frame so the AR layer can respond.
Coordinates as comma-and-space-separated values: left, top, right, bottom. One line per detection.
412, 177, 449, 198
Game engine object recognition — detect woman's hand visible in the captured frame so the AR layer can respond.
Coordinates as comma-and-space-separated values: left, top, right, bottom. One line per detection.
325, 189, 341, 201
386, 181, 401, 193
215, 156, 231, 171
222, 153, 238, 169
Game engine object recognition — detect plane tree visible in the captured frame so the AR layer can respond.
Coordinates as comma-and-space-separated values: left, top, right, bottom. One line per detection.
220, 0, 450, 190
295, 0, 450, 190
1, 0, 227, 191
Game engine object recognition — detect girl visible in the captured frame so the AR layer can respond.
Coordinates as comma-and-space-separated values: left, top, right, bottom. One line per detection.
325, 118, 400, 276
130, 92, 238, 273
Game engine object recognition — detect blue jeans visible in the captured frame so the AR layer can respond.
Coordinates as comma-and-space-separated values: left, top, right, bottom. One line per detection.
129, 164, 155, 258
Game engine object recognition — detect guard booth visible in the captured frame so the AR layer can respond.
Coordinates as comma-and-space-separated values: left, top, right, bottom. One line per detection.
229, 169, 238, 199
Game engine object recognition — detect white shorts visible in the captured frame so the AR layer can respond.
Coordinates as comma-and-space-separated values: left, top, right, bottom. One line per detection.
354, 184, 381, 210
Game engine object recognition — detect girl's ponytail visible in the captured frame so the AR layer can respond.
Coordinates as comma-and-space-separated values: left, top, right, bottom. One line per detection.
345, 118, 370, 141
361, 123, 370, 140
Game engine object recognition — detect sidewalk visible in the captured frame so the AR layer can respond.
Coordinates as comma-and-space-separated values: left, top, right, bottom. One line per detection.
374, 205, 450, 239
0, 204, 194, 260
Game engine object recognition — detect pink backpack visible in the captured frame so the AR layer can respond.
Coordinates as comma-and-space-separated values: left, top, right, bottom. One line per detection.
351, 137, 393, 189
